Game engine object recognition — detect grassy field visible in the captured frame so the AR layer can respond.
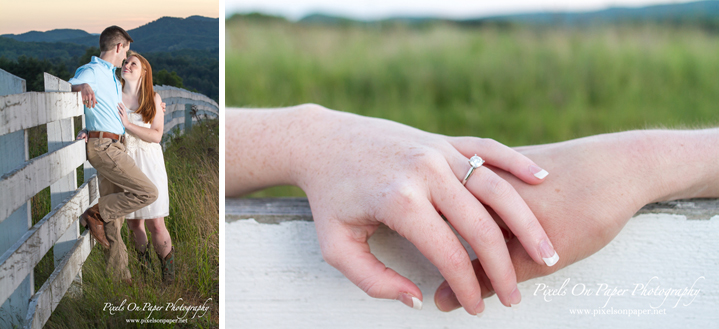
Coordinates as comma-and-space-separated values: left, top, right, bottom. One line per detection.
227, 21, 719, 196
26, 119, 219, 328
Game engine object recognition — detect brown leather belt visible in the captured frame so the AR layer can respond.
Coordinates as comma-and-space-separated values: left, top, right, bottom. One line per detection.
88, 131, 124, 142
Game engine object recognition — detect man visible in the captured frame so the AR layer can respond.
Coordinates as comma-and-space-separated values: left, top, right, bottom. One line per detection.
70, 26, 158, 284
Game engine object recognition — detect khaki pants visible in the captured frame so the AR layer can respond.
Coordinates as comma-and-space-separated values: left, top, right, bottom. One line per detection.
87, 137, 158, 280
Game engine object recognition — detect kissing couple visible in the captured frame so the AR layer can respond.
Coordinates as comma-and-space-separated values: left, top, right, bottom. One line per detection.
71, 25, 175, 285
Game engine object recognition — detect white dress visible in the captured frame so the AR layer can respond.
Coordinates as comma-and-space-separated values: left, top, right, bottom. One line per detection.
124, 109, 170, 219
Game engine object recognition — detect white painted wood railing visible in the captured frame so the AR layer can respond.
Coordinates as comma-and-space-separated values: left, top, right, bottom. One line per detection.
0, 69, 98, 329
226, 197, 719, 328
154, 85, 218, 137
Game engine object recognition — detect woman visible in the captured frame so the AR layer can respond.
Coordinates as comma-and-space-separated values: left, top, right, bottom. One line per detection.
117, 50, 174, 283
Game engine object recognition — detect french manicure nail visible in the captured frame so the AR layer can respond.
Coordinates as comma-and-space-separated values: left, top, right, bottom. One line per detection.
529, 165, 549, 179
539, 239, 559, 266
509, 287, 521, 306
398, 292, 423, 310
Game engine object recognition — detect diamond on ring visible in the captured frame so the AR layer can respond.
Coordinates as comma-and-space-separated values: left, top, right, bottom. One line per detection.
469, 155, 485, 168
462, 154, 485, 186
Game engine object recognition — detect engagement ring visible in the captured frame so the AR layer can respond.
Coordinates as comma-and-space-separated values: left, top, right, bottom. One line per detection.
462, 154, 484, 186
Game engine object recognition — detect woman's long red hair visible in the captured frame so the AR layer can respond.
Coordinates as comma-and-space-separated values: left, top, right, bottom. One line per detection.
121, 51, 156, 124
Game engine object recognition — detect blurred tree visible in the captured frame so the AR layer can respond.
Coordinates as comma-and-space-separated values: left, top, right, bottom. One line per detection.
78, 47, 99, 66
154, 69, 184, 88
0, 55, 70, 91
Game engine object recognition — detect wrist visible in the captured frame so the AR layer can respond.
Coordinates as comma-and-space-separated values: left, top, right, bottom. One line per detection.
224, 104, 327, 196
283, 104, 334, 191
675, 129, 719, 199
643, 129, 719, 202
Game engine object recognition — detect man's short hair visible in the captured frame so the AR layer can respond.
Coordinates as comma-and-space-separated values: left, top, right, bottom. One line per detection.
99, 26, 134, 52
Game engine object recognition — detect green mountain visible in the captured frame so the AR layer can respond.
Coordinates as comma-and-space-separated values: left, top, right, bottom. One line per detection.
0, 36, 87, 59
0, 16, 219, 101
2, 16, 218, 54
1, 29, 93, 43
463, 0, 719, 27
296, 0, 719, 27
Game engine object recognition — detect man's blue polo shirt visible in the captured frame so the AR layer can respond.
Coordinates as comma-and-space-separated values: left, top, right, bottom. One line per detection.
69, 56, 125, 135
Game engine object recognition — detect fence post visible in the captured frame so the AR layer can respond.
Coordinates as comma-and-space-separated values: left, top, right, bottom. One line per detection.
0, 69, 33, 327
185, 103, 193, 133
44, 73, 83, 297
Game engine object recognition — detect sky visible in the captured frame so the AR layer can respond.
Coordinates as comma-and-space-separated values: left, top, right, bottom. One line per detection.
0, 0, 219, 34
227, 0, 696, 21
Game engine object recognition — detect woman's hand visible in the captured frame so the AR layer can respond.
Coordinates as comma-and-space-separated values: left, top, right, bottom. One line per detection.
118, 102, 130, 127
226, 105, 560, 314
434, 129, 719, 311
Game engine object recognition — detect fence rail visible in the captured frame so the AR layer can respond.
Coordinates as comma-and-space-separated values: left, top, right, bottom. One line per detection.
154, 85, 218, 136
0, 69, 214, 328
226, 197, 719, 328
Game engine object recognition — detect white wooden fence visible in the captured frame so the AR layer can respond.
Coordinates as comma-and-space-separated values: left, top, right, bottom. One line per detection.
0, 69, 97, 329
226, 198, 719, 328
0, 69, 216, 328
154, 85, 218, 138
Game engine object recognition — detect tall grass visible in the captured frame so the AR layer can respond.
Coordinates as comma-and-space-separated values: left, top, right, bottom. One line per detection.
227, 21, 719, 197
36, 119, 219, 328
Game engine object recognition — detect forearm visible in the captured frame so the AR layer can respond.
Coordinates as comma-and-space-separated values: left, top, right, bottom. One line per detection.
225, 104, 320, 196
124, 123, 162, 143
520, 128, 719, 206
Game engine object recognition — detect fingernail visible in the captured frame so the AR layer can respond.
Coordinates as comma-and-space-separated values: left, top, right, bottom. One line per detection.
529, 165, 549, 179
539, 239, 559, 266
475, 298, 485, 316
509, 287, 521, 306
398, 292, 422, 310
435, 285, 462, 312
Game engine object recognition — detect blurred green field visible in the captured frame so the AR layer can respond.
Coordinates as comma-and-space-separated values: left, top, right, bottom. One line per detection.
226, 20, 719, 196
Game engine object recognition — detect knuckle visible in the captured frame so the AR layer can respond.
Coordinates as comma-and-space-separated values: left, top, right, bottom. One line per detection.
386, 184, 421, 212
480, 138, 499, 149
356, 273, 386, 298
482, 173, 513, 200
444, 246, 470, 273
472, 216, 502, 245
409, 149, 444, 173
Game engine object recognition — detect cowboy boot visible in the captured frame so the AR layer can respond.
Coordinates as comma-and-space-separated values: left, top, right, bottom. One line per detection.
157, 246, 175, 284
81, 204, 110, 248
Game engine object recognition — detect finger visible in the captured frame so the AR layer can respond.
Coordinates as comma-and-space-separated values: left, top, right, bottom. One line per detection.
449, 154, 560, 268
487, 206, 514, 242
317, 221, 423, 310
435, 258, 491, 312
448, 137, 549, 184
432, 173, 520, 308
381, 193, 485, 315
436, 238, 552, 312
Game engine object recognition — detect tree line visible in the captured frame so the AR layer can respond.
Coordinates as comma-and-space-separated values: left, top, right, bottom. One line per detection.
0, 46, 218, 102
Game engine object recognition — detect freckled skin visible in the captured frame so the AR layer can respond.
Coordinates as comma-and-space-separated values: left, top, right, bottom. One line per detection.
434, 128, 719, 311
225, 104, 562, 314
